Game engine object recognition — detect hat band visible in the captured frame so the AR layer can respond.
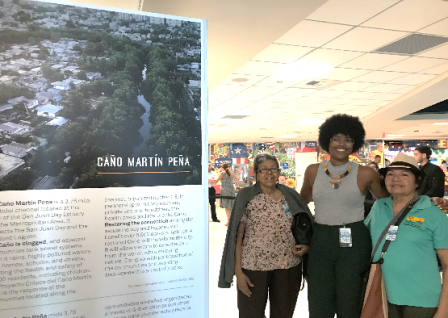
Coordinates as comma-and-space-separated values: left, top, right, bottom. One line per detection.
389, 161, 418, 170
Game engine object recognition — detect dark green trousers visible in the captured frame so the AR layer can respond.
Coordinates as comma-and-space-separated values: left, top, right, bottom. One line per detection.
308, 221, 372, 318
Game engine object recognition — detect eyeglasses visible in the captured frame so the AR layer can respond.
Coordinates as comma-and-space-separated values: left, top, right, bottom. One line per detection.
330, 137, 355, 145
257, 168, 281, 174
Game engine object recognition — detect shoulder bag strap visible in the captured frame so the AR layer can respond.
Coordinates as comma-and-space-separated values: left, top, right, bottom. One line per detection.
370, 195, 420, 263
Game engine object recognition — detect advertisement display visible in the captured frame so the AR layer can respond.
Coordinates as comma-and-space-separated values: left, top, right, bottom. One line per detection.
0, 0, 207, 317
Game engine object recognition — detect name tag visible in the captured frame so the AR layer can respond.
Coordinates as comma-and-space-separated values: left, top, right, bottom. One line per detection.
339, 227, 352, 247
386, 225, 398, 241
282, 204, 292, 217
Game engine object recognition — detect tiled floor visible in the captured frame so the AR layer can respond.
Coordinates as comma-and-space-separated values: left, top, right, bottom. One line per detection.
208, 205, 309, 318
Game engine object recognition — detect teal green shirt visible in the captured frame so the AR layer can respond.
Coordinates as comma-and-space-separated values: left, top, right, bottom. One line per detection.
364, 195, 448, 307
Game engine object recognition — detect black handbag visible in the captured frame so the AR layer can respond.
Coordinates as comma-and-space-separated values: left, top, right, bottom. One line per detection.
291, 212, 314, 285
291, 212, 313, 246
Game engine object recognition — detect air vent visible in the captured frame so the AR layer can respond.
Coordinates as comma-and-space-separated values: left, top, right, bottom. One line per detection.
222, 115, 248, 119
374, 34, 448, 55
296, 79, 340, 90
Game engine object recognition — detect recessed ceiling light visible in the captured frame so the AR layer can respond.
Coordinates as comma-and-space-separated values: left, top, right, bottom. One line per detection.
434, 123, 448, 125
296, 119, 325, 125
271, 60, 333, 82
231, 77, 249, 83
261, 136, 274, 138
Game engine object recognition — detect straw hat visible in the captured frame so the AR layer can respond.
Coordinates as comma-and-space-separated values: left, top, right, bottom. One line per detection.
378, 152, 425, 179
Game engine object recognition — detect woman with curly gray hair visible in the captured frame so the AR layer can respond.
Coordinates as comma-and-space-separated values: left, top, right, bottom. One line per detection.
219, 153, 313, 318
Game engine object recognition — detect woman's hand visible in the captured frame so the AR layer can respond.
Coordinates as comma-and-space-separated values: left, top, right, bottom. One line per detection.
236, 272, 254, 297
432, 197, 448, 213
291, 244, 309, 256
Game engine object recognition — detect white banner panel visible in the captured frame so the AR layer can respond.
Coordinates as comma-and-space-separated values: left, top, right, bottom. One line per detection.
0, 0, 207, 317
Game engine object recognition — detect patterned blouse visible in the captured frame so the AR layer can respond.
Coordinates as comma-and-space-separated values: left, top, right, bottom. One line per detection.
240, 192, 300, 271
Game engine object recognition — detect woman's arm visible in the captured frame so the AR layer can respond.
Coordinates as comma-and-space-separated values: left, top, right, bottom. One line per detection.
300, 164, 318, 204
235, 222, 253, 297
434, 249, 448, 318
232, 172, 239, 183
360, 166, 389, 199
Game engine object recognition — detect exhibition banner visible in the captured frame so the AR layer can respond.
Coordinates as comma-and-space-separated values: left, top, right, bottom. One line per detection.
0, 0, 207, 317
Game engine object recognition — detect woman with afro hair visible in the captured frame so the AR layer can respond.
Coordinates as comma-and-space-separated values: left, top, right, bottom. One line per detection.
300, 113, 388, 318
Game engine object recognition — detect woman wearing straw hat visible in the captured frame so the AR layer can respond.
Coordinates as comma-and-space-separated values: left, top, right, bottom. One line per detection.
364, 152, 448, 318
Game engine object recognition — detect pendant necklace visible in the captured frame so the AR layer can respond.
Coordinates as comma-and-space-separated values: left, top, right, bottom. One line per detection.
325, 161, 352, 189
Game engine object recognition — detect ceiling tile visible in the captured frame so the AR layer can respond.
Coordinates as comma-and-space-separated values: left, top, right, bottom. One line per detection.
251, 44, 314, 63
340, 53, 409, 69
239, 85, 284, 96
346, 99, 387, 106
361, 0, 448, 32
323, 27, 409, 51
422, 62, 448, 75
387, 86, 416, 94
220, 73, 267, 86
300, 48, 364, 67
275, 20, 353, 47
306, 0, 401, 25
255, 76, 308, 88
211, 84, 248, 95
419, 18, 448, 37
307, 89, 349, 99
368, 93, 402, 101
381, 56, 446, 73
234, 61, 282, 76
331, 81, 377, 91
361, 83, 412, 93
352, 70, 407, 83
387, 73, 436, 85
316, 67, 371, 81
342, 91, 382, 99
418, 43, 448, 59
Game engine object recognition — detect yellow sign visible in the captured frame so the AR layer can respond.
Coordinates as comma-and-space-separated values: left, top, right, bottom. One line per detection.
439, 140, 448, 149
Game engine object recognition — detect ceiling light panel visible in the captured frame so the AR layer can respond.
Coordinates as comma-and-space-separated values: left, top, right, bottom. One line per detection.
361, 0, 448, 32
340, 52, 409, 69
323, 27, 409, 52
306, 0, 401, 25
419, 43, 448, 59
381, 56, 447, 73
251, 44, 314, 63
387, 73, 436, 85
275, 20, 353, 47
419, 18, 448, 37
300, 48, 364, 67
352, 70, 407, 83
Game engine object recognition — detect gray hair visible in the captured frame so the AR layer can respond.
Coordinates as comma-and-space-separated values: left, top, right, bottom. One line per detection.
253, 153, 279, 173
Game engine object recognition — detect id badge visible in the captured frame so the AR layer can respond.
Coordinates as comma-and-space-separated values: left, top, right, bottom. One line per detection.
386, 225, 398, 241
339, 227, 352, 247
283, 204, 292, 217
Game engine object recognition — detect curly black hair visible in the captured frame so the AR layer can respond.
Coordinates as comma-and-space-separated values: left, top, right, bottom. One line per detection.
318, 113, 365, 152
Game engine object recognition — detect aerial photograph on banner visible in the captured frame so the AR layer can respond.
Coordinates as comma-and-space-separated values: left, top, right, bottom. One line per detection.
0, 0, 202, 190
